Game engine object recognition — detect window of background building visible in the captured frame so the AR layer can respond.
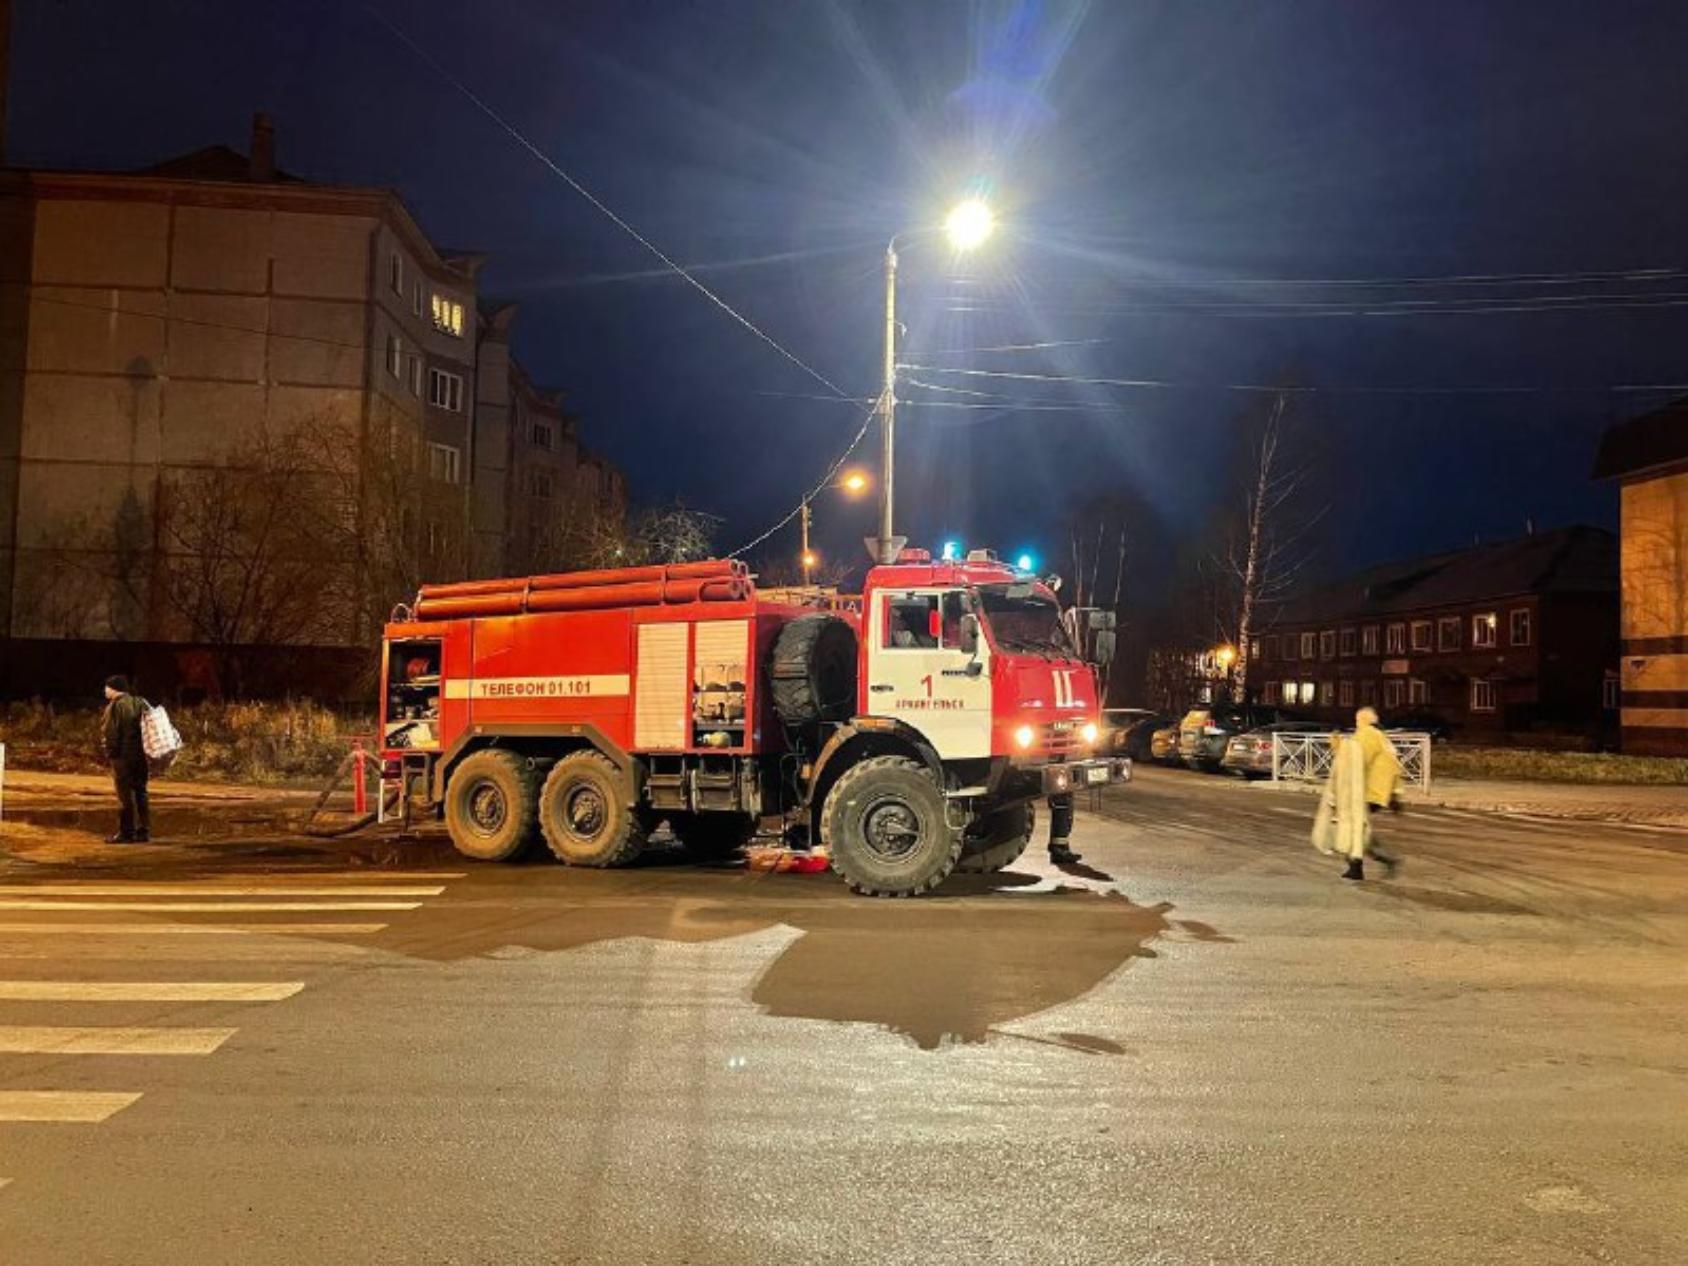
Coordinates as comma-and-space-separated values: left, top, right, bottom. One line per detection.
1339, 680, 1355, 707
1340, 628, 1357, 657
1263, 680, 1277, 703
1262, 634, 1278, 661
1384, 679, 1406, 709
1281, 682, 1297, 706
431, 293, 465, 337
1438, 616, 1461, 651
1249, 637, 1261, 664
1301, 632, 1316, 659
1510, 608, 1532, 646
412, 280, 424, 317
1319, 681, 1335, 706
388, 253, 403, 294
1387, 623, 1407, 654
386, 333, 402, 378
1408, 678, 1428, 706
531, 422, 553, 449
426, 442, 460, 485
1299, 681, 1317, 706
529, 469, 554, 499
1362, 626, 1380, 656
1359, 679, 1377, 706
1283, 635, 1298, 661
1320, 630, 1336, 660
1603, 675, 1620, 709
1470, 678, 1496, 712
428, 369, 464, 412
408, 358, 422, 397
1410, 621, 1433, 652
1472, 612, 1497, 648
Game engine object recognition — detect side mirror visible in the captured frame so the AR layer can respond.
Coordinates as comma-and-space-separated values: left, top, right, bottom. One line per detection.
959, 613, 980, 656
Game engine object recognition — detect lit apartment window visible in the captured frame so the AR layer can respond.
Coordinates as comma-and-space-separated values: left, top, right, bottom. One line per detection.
1362, 626, 1380, 656
532, 422, 554, 450
431, 293, 465, 337
412, 280, 424, 318
408, 357, 422, 397
1318, 681, 1335, 706
1300, 632, 1316, 659
1299, 681, 1317, 706
1339, 680, 1355, 708
1281, 682, 1297, 706
388, 253, 403, 294
1470, 678, 1496, 712
1472, 612, 1497, 648
1387, 623, 1407, 655
1510, 608, 1532, 646
529, 469, 554, 499
1384, 679, 1406, 709
428, 368, 464, 412
426, 442, 461, 485
1408, 678, 1428, 706
1359, 679, 1377, 706
1339, 628, 1356, 657
386, 333, 402, 378
1438, 616, 1461, 651
1410, 621, 1433, 652
1319, 630, 1336, 660
1249, 638, 1261, 664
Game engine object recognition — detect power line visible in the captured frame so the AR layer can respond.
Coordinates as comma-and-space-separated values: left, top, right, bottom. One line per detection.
362, 4, 852, 402
891, 366, 1688, 397
938, 290, 1688, 320
1028, 264, 1688, 290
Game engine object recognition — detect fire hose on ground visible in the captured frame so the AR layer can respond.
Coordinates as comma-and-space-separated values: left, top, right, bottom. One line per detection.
300, 741, 402, 838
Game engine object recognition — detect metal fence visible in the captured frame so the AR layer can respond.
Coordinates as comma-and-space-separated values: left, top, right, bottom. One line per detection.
1271, 731, 1432, 791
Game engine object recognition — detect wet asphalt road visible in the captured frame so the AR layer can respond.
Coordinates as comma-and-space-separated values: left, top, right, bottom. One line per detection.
0, 767, 1686, 1264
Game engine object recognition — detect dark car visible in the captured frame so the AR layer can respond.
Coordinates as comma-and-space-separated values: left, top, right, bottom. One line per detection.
1103, 708, 1174, 762
1178, 704, 1299, 770
1379, 710, 1457, 741
1220, 720, 1330, 778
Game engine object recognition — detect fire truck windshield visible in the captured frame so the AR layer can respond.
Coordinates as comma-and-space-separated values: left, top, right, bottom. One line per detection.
977, 584, 1073, 657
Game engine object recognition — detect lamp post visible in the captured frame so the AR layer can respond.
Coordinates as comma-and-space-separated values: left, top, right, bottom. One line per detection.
871, 198, 995, 565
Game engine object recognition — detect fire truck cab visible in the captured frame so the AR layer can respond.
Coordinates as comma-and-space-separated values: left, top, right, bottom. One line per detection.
379, 551, 1127, 897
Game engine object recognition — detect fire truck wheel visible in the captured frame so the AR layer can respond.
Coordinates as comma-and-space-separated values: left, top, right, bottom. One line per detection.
668, 812, 757, 861
443, 750, 541, 862
823, 755, 961, 897
955, 803, 1035, 874
539, 751, 648, 867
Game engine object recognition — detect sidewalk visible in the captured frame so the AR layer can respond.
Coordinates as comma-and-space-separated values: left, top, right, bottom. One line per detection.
1244, 772, 1688, 828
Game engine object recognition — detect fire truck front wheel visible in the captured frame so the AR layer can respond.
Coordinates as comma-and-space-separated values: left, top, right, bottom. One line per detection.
823, 755, 961, 897
539, 751, 649, 868
443, 750, 541, 862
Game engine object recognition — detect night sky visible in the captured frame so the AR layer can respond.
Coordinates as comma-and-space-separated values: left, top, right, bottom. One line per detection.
13, 1, 1688, 583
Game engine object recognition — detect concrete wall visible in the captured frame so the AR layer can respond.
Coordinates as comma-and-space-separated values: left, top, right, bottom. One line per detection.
1619, 469, 1688, 753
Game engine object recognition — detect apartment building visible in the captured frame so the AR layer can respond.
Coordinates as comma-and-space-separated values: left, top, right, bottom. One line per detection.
1594, 406, 1688, 754
1248, 526, 1618, 739
0, 115, 622, 675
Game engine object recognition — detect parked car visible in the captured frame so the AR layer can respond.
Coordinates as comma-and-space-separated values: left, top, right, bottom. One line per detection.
1380, 710, 1457, 742
1103, 708, 1175, 762
1178, 704, 1298, 770
1221, 720, 1330, 778
1149, 722, 1181, 764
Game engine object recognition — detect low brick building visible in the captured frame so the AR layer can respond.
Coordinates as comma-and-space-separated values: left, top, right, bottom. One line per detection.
1246, 526, 1618, 740
1594, 406, 1688, 755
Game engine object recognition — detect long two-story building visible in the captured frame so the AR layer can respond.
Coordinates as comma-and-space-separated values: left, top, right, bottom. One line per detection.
1246, 526, 1618, 740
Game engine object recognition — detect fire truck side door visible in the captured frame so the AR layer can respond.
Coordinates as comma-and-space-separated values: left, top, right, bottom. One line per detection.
866, 589, 992, 759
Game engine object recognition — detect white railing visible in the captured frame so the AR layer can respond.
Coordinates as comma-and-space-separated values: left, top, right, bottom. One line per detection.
1272, 731, 1432, 792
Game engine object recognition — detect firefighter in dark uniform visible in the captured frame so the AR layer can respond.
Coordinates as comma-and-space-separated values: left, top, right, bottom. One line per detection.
101, 675, 150, 843
1047, 793, 1080, 865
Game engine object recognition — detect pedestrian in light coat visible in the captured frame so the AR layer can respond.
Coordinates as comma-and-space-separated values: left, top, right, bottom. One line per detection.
1311, 706, 1403, 880
101, 675, 151, 843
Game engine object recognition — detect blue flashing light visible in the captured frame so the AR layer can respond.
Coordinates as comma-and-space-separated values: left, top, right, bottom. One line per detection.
1016, 553, 1035, 572
941, 540, 962, 562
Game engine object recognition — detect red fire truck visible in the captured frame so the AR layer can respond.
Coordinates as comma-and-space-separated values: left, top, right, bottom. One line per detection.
379, 550, 1127, 896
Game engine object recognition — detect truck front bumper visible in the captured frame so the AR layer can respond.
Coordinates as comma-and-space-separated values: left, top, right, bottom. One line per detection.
1039, 757, 1131, 796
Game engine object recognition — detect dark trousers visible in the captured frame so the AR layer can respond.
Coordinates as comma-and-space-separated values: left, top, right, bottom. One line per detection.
112, 759, 150, 838
1366, 803, 1396, 863
1048, 793, 1074, 844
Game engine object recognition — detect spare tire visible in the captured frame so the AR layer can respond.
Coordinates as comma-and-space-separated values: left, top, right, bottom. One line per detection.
769, 614, 858, 726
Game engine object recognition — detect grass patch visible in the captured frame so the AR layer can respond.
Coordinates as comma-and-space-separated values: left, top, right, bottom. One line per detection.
0, 699, 374, 785
1436, 746, 1688, 786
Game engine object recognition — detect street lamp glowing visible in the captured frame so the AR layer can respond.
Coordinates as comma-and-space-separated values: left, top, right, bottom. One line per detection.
944, 199, 995, 251
1215, 644, 1237, 671
802, 550, 818, 569
841, 471, 868, 495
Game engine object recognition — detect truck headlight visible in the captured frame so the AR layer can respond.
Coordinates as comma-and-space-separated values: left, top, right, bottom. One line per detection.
1080, 721, 1099, 745
1014, 724, 1035, 749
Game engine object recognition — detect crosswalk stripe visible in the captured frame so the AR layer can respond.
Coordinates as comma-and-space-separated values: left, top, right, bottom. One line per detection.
0, 1091, 143, 1122
0, 900, 420, 912
0, 922, 386, 936
0, 981, 303, 1002
0, 1025, 236, 1055
0, 885, 445, 897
